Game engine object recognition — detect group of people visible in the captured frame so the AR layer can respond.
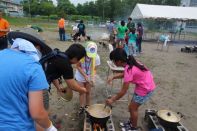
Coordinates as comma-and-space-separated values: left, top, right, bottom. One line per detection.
58, 18, 87, 42
107, 17, 143, 56
0, 12, 156, 131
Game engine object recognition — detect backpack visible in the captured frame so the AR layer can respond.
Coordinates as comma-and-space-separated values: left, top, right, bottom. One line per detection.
39, 48, 68, 88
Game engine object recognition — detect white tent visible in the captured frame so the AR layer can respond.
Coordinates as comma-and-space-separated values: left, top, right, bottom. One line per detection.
130, 4, 197, 21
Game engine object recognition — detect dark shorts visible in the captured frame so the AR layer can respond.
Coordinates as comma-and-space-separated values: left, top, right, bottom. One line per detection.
0, 36, 8, 50
78, 31, 86, 37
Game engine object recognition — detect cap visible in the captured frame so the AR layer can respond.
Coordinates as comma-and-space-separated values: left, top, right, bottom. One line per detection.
85, 41, 97, 58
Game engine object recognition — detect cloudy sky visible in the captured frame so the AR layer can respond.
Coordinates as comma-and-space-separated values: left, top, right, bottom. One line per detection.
52, 0, 95, 6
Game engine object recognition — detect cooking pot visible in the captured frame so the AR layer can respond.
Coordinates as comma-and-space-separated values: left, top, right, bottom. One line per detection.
58, 82, 73, 101
157, 109, 184, 128
86, 104, 112, 127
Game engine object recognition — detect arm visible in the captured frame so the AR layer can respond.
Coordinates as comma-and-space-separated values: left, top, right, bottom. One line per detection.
28, 91, 51, 129
106, 82, 129, 104
52, 79, 64, 91
107, 72, 124, 84
76, 62, 88, 81
65, 79, 87, 93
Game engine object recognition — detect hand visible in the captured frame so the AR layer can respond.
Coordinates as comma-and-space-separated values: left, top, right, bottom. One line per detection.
45, 123, 57, 131
106, 96, 115, 105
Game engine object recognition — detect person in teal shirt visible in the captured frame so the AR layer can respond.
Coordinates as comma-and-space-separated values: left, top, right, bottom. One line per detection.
128, 28, 137, 56
116, 20, 128, 48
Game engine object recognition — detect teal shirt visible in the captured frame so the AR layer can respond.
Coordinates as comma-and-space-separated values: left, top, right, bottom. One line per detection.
128, 33, 137, 44
117, 25, 128, 39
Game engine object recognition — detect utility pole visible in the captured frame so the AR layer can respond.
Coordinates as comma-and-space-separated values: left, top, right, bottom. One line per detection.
102, 0, 105, 20
28, 0, 31, 17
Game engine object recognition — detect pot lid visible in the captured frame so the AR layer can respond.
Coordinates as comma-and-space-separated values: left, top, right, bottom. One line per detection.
157, 110, 181, 123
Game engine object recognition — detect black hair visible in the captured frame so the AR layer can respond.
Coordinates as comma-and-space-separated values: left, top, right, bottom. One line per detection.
65, 44, 86, 60
80, 20, 83, 23
110, 19, 114, 23
128, 17, 132, 21
137, 22, 142, 27
121, 20, 125, 26
110, 48, 147, 71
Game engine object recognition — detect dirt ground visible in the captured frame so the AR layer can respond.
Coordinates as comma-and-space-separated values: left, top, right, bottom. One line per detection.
34, 29, 197, 131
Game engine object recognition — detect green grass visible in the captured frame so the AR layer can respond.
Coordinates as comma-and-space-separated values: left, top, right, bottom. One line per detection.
5, 16, 73, 33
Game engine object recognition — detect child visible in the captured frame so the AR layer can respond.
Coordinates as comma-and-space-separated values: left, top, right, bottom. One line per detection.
75, 41, 100, 114
128, 28, 137, 56
106, 48, 156, 131
116, 20, 128, 48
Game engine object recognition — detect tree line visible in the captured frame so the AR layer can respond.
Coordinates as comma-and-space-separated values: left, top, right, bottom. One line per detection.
22, 0, 180, 20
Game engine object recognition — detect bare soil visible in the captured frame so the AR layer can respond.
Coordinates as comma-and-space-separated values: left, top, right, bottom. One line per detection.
38, 30, 197, 131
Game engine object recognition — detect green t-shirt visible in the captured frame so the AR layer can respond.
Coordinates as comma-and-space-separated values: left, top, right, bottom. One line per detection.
117, 25, 128, 39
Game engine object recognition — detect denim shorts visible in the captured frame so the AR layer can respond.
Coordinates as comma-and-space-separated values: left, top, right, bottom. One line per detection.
132, 91, 154, 104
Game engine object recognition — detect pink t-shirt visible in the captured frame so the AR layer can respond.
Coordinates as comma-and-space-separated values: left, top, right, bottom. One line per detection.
124, 65, 156, 96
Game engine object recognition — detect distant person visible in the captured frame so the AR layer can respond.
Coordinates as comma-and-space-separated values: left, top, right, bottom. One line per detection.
106, 48, 156, 131
128, 28, 137, 56
136, 22, 143, 53
107, 19, 116, 48
77, 20, 86, 39
0, 37, 57, 131
127, 17, 135, 30
116, 20, 128, 48
75, 41, 100, 114
58, 17, 65, 41
0, 10, 10, 50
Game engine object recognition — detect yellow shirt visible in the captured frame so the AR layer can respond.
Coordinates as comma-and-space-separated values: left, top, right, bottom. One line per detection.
0, 18, 9, 37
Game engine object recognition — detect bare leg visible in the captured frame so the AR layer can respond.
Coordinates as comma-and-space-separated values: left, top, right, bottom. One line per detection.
78, 82, 86, 107
85, 82, 91, 106
128, 100, 140, 128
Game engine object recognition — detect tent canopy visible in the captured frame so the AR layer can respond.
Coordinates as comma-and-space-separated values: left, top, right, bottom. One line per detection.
130, 4, 197, 21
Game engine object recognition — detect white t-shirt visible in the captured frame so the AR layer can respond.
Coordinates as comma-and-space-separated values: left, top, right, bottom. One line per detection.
75, 54, 100, 82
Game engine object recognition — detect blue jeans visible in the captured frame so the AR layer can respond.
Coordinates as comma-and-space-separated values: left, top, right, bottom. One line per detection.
59, 28, 65, 41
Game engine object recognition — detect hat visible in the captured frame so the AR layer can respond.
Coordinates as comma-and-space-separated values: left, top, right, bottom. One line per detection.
7, 28, 52, 56
85, 41, 97, 58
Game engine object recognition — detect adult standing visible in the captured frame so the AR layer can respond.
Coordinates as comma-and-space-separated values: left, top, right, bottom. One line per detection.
77, 20, 86, 39
136, 22, 143, 53
58, 17, 65, 41
8, 31, 87, 131
107, 19, 116, 48
0, 37, 57, 131
0, 10, 10, 50
127, 17, 135, 30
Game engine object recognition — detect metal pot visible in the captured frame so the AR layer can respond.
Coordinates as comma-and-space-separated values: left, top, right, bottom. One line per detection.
86, 104, 112, 127
157, 109, 184, 128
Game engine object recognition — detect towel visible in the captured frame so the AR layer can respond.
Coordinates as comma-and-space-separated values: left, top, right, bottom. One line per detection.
11, 38, 41, 61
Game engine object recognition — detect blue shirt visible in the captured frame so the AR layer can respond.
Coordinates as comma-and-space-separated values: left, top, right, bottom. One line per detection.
0, 49, 49, 131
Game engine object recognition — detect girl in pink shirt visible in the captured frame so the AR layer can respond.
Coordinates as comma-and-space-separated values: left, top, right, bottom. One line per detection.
106, 48, 156, 130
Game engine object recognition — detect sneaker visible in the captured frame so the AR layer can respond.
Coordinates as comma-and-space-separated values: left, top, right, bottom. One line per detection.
120, 120, 132, 127
78, 107, 84, 115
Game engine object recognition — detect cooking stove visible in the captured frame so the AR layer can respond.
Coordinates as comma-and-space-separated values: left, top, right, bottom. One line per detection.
144, 109, 189, 131
84, 113, 115, 131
